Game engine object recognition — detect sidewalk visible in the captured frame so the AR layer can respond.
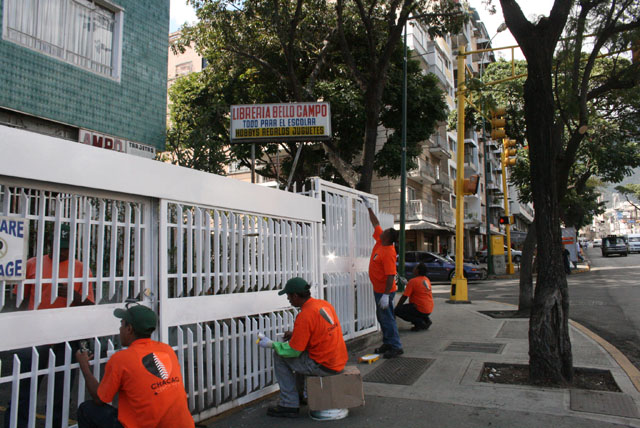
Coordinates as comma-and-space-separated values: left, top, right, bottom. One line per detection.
201, 299, 640, 428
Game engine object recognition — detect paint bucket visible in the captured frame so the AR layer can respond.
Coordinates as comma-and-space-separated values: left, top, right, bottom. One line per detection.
309, 408, 349, 421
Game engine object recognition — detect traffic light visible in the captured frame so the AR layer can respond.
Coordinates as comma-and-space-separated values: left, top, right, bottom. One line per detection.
499, 216, 511, 225
462, 174, 480, 195
490, 108, 506, 140
503, 138, 517, 167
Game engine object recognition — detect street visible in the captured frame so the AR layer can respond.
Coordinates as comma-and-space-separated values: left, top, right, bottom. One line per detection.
431, 247, 640, 371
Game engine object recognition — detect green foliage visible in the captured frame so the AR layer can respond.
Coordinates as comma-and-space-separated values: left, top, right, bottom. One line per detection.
375, 52, 448, 178
168, 0, 451, 187
164, 72, 230, 174
560, 179, 606, 230
615, 184, 640, 208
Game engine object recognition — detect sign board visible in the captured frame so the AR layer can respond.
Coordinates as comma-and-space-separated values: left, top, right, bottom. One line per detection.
0, 216, 29, 280
230, 102, 331, 143
490, 235, 505, 274
490, 235, 505, 255
562, 227, 578, 263
79, 129, 157, 159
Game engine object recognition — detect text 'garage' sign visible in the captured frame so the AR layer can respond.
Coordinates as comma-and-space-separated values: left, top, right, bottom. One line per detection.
230, 102, 331, 143
0, 216, 29, 280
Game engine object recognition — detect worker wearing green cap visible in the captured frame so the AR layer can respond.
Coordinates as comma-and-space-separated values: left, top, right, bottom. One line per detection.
257, 277, 348, 418
75, 303, 194, 428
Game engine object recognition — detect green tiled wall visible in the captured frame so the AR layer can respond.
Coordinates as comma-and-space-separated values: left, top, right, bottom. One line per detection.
0, 0, 169, 150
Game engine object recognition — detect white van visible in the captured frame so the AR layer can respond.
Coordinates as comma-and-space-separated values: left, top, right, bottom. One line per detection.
593, 238, 602, 248
628, 234, 640, 253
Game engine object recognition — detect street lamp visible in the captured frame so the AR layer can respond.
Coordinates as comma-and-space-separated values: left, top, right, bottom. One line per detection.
399, 10, 464, 282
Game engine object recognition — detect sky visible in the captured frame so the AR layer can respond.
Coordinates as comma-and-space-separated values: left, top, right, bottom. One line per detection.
169, 0, 557, 59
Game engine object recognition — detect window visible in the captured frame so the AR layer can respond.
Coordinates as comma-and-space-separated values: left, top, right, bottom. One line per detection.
407, 186, 417, 202
175, 61, 193, 77
3, 0, 122, 78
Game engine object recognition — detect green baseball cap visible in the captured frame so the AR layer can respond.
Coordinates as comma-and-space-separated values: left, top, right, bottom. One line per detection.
278, 277, 311, 295
114, 304, 157, 335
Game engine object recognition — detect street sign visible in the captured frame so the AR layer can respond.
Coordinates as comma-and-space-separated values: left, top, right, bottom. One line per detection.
230, 102, 332, 143
0, 216, 29, 280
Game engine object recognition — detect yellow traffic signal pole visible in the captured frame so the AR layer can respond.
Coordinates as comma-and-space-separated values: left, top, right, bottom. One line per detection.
450, 46, 469, 303
500, 140, 515, 274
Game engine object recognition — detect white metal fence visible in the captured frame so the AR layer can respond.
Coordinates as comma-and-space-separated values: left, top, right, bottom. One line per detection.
0, 126, 388, 425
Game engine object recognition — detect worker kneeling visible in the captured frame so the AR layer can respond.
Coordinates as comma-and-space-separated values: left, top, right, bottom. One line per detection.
257, 277, 348, 418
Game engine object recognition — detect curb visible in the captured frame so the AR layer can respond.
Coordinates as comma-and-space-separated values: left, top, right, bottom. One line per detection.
492, 301, 639, 393
488, 265, 591, 280
570, 320, 640, 393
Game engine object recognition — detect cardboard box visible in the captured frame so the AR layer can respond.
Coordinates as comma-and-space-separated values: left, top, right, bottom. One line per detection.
307, 365, 365, 411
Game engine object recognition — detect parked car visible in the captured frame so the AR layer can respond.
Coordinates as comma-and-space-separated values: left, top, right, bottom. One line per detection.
627, 234, 640, 253
593, 238, 602, 248
399, 251, 486, 282
477, 246, 522, 263
601, 236, 628, 257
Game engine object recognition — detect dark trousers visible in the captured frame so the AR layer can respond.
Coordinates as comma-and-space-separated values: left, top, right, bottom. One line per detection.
395, 303, 431, 328
3, 344, 75, 428
77, 401, 123, 428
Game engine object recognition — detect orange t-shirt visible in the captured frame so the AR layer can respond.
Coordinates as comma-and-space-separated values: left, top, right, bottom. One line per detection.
403, 276, 434, 314
289, 298, 348, 372
98, 339, 195, 428
23, 256, 95, 310
368, 226, 397, 293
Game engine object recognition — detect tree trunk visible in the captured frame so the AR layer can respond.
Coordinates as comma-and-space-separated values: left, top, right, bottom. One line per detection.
517, 220, 535, 315
524, 60, 573, 385
357, 89, 383, 192
500, 0, 574, 385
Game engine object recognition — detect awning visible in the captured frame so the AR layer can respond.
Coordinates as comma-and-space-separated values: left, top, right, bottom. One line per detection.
395, 221, 453, 232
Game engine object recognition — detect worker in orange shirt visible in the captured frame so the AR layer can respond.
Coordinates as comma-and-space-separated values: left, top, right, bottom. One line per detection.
361, 196, 403, 359
21, 224, 95, 310
395, 263, 434, 331
5, 224, 94, 428
257, 277, 348, 418
75, 303, 194, 428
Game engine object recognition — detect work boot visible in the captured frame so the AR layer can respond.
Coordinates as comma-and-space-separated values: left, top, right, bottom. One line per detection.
267, 405, 299, 418
383, 348, 404, 359
374, 344, 392, 354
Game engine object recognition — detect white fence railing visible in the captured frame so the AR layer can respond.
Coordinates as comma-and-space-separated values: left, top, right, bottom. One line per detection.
0, 127, 387, 425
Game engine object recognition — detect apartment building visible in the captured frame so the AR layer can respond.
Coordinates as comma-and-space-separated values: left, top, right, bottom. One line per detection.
371, 20, 459, 254
0, 0, 169, 156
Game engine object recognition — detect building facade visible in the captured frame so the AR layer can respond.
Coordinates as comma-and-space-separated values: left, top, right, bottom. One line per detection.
371, 7, 533, 259
0, 0, 169, 155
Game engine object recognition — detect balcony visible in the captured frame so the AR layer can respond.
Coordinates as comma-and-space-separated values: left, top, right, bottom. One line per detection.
429, 136, 451, 160
408, 199, 423, 221
487, 182, 503, 193
464, 153, 479, 173
407, 199, 437, 222
464, 211, 482, 226
489, 197, 504, 210
408, 159, 436, 184
437, 199, 455, 227
432, 174, 452, 194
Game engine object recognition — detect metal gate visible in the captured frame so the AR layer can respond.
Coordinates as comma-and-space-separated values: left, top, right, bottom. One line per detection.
0, 127, 392, 425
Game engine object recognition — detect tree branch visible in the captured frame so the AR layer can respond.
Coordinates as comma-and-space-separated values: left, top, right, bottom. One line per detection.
336, 0, 366, 92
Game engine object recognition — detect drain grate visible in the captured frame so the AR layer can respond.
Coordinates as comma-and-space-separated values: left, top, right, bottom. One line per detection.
444, 342, 505, 354
363, 357, 434, 385
570, 390, 639, 418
